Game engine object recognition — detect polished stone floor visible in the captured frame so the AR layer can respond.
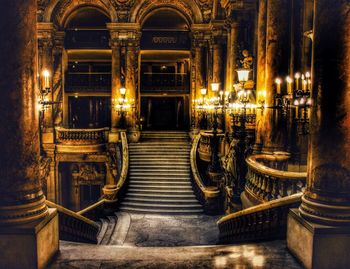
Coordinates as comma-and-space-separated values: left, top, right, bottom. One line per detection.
122, 213, 219, 246
49, 212, 302, 268
49, 240, 302, 269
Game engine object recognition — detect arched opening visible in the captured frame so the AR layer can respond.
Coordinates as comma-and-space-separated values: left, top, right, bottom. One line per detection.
64, 7, 111, 130
139, 9, 191, 131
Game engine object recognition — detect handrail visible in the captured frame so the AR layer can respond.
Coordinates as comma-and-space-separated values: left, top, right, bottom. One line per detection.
217, 193, 302, 243
116, 131, 129, 193
76, 199, 106, 219
246, 154, 307, 180
101, 131, 129, 202
45, 200, 99, 244
191, 134, 221, 199
244, 154, 307, 203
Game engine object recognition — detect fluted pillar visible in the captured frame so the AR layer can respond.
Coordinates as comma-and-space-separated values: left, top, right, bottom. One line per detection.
125, 40, 139, 130
259, 0, 290, 153
287, 1, 350, 268
0, 1, 58, 268
110, 42, 122, 130
254, 0, 268, 151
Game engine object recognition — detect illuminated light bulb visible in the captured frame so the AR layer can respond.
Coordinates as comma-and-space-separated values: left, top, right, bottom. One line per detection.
42, 69, 50, 89
119, 87, 126, 96
294, 100, 299, 106
200, 88, 207, 96
305, 71, 311, 78
275, 78, 282, 94
236, 68, 250, 83
211, 82, 220, 92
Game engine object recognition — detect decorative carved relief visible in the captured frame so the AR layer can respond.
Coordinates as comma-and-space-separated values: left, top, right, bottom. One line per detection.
195, 0, 213, 23
39, 156, 52, 194
111, 0, 136, 22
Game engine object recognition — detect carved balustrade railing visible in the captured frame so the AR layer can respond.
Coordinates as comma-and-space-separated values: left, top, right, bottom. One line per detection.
217, 193, 302, 243
55, 127, 109, 145
245, 154, 307, 203
46, 200, 99, 244
190, 133, 221, 214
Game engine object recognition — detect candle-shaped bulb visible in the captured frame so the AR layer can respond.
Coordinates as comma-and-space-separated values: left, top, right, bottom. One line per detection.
295, 72, 300, 91
42, 69, 50, 89
286, 76, 293, 94
302, 80, 307, 92
275, 78, 282, 94
305, 71, 311, 79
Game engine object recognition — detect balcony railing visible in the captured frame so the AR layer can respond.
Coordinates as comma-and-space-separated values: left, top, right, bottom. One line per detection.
65, 72, 111, 92
245, 153, 307, 203
55, 127, 109, 145
65, 29, 110, 49
141, 73, 190, 93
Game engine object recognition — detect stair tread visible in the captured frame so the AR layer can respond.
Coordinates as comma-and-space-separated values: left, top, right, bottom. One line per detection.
119, 207, 203, 214
121, 202, 202, 208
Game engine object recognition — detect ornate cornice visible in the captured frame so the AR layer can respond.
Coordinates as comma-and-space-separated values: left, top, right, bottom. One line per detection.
110, 0, 136, 22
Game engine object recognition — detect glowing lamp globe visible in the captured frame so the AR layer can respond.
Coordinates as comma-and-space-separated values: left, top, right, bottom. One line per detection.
236, 68, 250, 83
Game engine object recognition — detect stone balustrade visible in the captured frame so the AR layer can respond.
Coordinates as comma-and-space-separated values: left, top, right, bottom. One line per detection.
244, 153, 307, 204
55, 127, 109, 145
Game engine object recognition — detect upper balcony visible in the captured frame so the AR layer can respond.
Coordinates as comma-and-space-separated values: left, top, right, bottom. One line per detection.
55, 127, 109, 154
65, 29, 110, 49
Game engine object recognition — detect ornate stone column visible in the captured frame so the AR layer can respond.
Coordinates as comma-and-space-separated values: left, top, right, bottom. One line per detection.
287, 1, 350, 268
259, 0, 290, 153
0, 1, 58, 268
191, 27, 206, 131
125, 39, 139, 131
254, 0, 267, 152
107, 24, 123, 134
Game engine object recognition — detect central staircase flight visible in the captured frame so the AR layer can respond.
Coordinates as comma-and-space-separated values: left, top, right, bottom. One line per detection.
119, 131, 203, 214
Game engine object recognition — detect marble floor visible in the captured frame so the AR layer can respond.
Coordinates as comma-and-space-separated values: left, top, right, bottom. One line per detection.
122, 213, 219, 247
49, 240, 302, 269
48, 212, 302, 268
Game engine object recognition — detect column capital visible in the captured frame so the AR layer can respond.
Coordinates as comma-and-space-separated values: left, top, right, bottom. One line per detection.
37, 22, 55, 49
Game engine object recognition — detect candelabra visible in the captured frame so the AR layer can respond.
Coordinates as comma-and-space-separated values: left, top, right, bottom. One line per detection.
113, 87, 134, 129
274, 71, 312, 134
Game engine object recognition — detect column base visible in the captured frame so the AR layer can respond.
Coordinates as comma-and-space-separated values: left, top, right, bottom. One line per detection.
0, 208, 59, 269
287, 208, 350, 269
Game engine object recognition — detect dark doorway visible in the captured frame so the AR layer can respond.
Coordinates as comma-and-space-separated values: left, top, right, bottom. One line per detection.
68, 96, 111, 128
141, 96, 189, 130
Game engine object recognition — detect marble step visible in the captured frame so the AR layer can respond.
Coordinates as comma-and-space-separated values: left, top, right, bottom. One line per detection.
129, 151, 190, 155
128, 184, 193, 191
128, 176, 191, 182
129, 165, 190, 169
128, 180, 192, 186
120, 201, 202, 210
98, 216, 118, 245
124, 197, 198, 204
125, 193, 196, 199
119, 206, 203, 215
126, 189, 194, 195
129, 172, 191, 177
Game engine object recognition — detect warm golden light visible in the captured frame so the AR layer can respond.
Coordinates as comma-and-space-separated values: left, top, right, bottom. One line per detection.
119, 87, 126, 96
211, 82, 220, 92
42, 69, 50, 89
200, 88, 207, 96
275, 78, 282, 94
236, 68, 250, 83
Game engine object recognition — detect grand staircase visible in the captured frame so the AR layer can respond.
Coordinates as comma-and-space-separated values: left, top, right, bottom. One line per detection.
120, 131, 203, 214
